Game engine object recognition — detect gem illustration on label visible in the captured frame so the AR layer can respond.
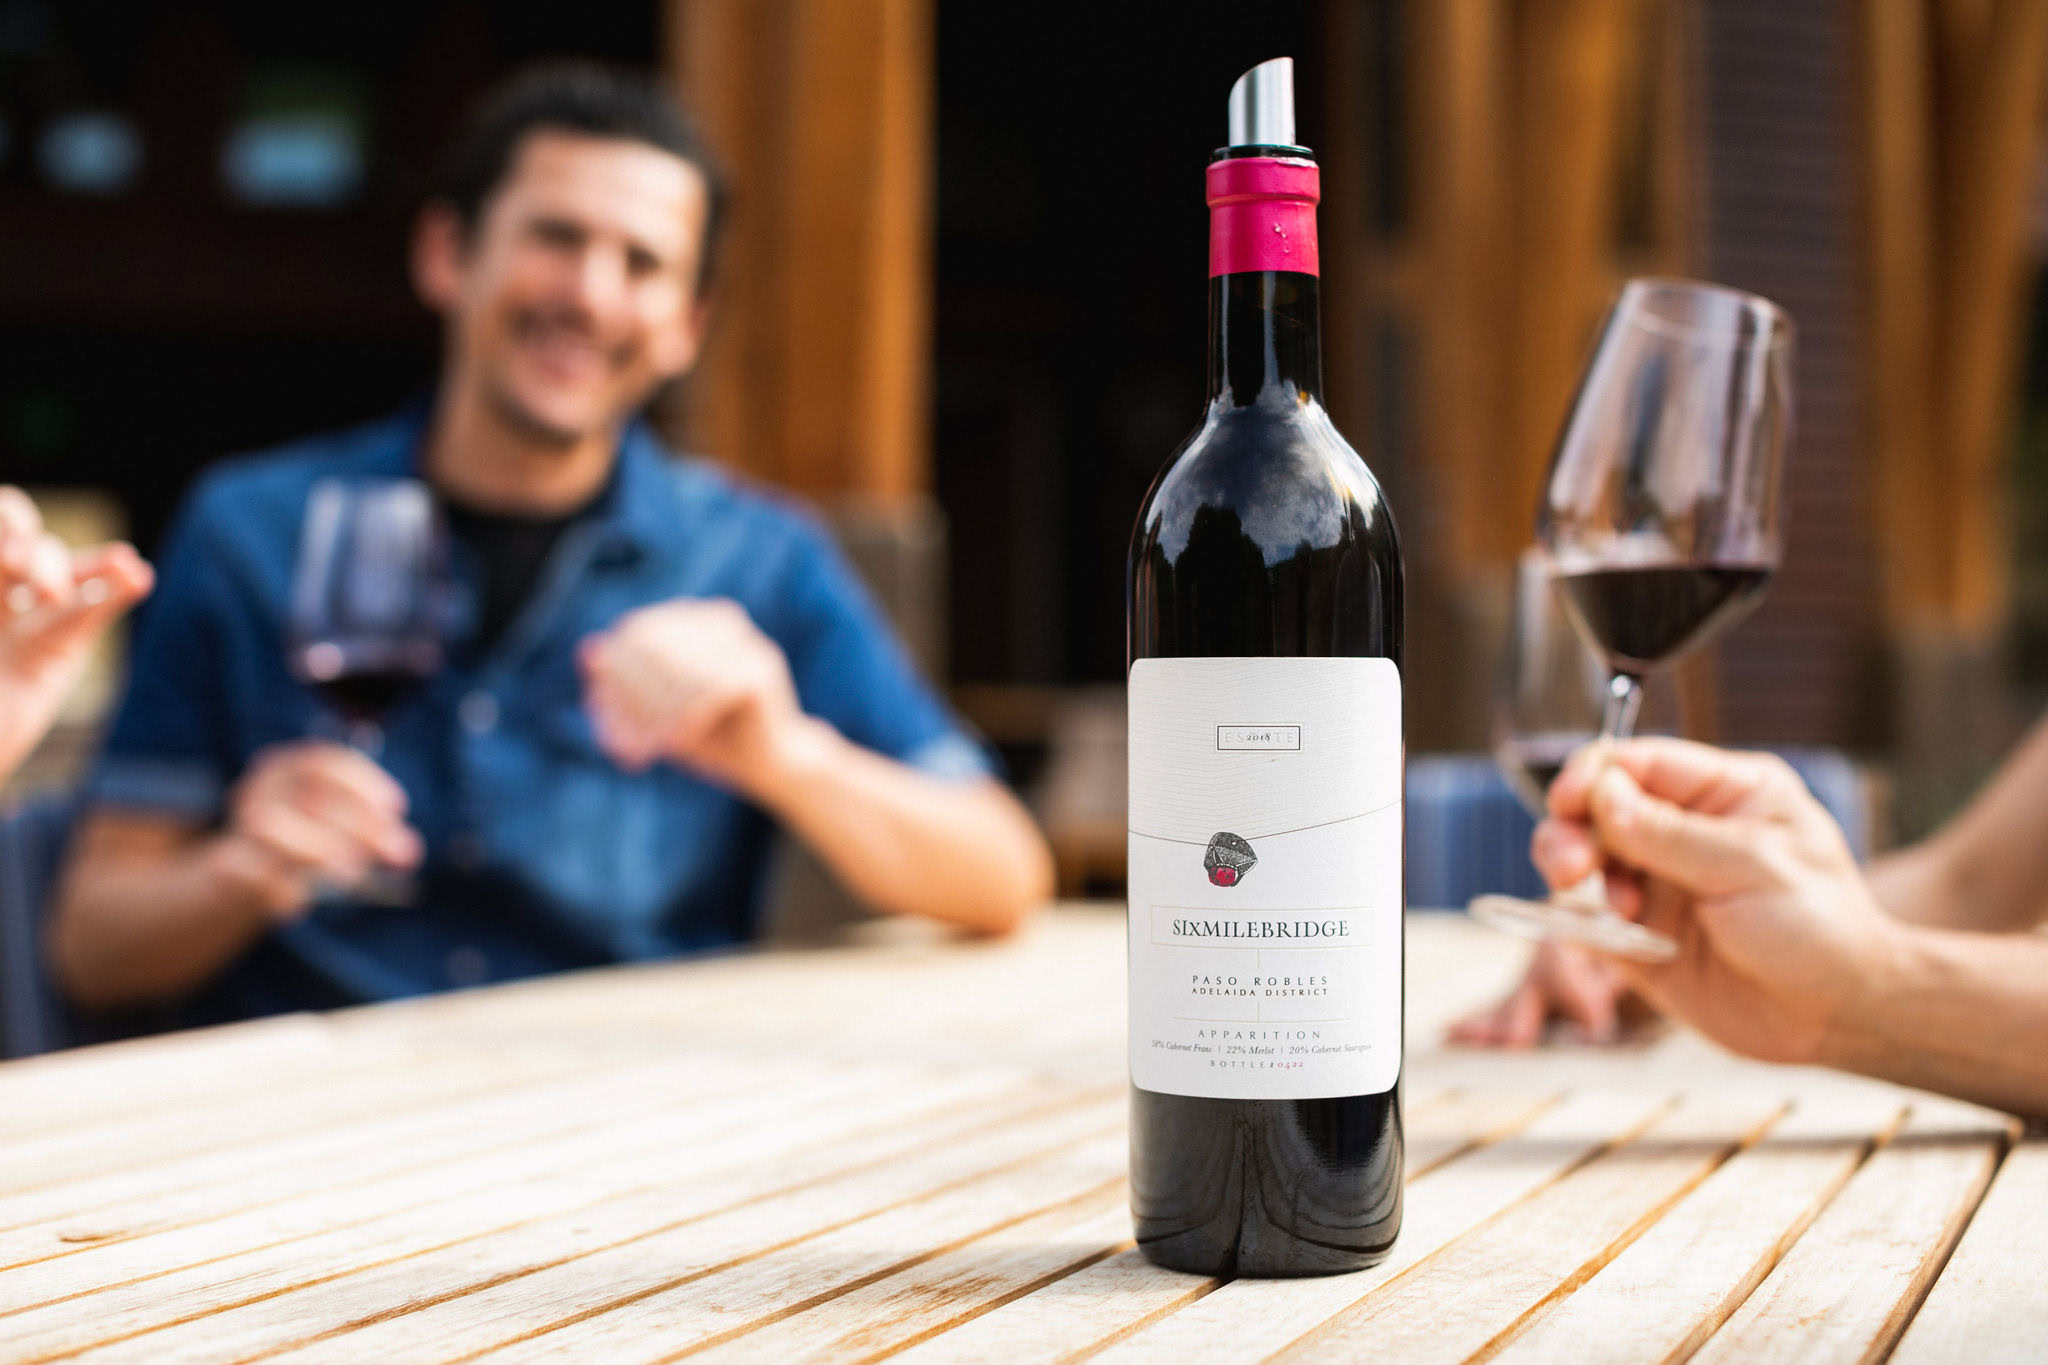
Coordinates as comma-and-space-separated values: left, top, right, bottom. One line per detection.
1203, 832, 1257, 887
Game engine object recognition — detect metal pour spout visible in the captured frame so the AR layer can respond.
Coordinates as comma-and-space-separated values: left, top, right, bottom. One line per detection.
1227, 57, 1296, 148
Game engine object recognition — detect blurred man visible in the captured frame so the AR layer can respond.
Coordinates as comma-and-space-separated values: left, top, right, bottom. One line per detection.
49, 66, 1052, 1021
0, 488, 152, 784
1454, 732, 2048, 1118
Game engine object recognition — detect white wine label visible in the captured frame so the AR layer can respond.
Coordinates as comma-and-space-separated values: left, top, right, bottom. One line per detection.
1127, 656, 1402, 1100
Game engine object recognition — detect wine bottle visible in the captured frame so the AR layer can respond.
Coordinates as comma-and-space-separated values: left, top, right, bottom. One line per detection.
1125, 57, 1404, 1277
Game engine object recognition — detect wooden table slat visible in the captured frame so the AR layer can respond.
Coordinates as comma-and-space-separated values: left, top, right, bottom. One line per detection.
0, 1017, 343, 1144
115, 1094, 1122, 1365
406, 1133, 1130, 1365
1491, 1087, 1910, 1365
1690, 1102, 2013, 1364
1890, 1138, 2048, 1363
684, 1192, 1131, 1364
0, 1037, 659, 1202
1276, 1089, 1789, 1364
10, 1085, 1118, 1363
0, 1059, 948, 1306
881, 1246, 1212, 1365
0, 1049, 832, 1255
1404, 1088, 1564, 1179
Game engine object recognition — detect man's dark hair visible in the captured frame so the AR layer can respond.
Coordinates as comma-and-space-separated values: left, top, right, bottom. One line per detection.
433, 62, 730, 295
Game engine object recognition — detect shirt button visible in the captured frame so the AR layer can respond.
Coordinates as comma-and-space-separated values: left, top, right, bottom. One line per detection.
459, 691, 499, 735
446, 947, 490, 988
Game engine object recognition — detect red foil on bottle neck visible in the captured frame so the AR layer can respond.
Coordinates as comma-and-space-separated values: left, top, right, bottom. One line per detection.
1206, 156, 1320, 278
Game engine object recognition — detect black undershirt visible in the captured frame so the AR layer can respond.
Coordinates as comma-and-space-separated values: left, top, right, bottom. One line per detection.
442, 490, 603, 656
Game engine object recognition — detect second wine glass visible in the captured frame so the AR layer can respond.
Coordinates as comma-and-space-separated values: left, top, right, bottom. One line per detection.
1493, 547, 1610, 818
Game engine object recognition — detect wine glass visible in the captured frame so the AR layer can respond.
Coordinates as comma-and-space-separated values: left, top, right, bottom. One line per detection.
1492, 547, 1610, 817
286, 477, 448, 902
1470, 278, 1793, 961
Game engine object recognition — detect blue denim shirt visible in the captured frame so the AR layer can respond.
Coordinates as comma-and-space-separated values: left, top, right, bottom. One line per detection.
90, 408, 991, 1022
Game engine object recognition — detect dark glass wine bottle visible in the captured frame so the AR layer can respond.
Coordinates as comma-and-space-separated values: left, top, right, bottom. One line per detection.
1125, 58, 1404, 1277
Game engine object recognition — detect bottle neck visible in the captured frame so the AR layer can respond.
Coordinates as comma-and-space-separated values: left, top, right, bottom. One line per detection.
1204, 153, 1323, 408
1207, 271, 1323, 407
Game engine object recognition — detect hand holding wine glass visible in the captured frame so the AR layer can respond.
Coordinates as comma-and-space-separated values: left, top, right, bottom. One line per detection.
1528, 736, 1894, 1066
1471, 278, 1793, 962
212, 741, 425, 920
284, 478, 448, 904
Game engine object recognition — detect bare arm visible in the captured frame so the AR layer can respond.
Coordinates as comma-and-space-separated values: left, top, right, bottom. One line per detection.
48, 744, 423, 1010
1533, 738, 2048, 1118
1824, 926, 2048, 1118
750, 717, 1053, 933
580, 598, 1055, 936
47, 813, 280, 1009
1865, 713, 2048, 932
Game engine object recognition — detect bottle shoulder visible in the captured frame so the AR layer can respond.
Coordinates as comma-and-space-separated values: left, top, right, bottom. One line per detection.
1133, 397, 1400, 562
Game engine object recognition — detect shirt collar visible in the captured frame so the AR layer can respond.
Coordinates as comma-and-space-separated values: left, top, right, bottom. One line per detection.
376, 402, 688, 568
598, 420, 690, 565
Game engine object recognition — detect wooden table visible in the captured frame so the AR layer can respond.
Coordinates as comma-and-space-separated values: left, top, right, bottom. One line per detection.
0, 907, 2036, 1363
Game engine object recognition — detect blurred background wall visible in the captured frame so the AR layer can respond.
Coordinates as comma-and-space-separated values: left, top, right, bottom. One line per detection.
4, 0, 2047, 889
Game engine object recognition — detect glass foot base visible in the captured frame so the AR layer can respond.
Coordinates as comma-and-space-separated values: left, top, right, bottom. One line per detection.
1468, 893, 1679, 963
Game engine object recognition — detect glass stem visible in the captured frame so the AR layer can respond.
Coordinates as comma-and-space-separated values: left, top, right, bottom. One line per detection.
1553, 672, 1645, 914
1599, 672, 1644, 743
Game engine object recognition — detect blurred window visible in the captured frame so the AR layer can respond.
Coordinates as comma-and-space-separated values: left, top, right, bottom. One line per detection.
220, 68, 367, 209
37, 110, 140, 195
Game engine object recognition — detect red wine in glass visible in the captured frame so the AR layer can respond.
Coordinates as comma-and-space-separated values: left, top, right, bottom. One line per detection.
1555, 563, 1775, 678
289, 640, 440, 730
288, 478, 447, 740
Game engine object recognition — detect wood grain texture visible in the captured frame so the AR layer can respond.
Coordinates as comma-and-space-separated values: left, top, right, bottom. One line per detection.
1492, 1088, 1909, 1365
1691, 1102, 2014, 1364
1891, 1138, 2048, 1363
1274, 1090, 1788, 1364
0, 908, 2032, 1364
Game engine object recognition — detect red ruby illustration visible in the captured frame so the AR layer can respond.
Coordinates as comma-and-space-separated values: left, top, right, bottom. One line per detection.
1201, 832, 1257, 887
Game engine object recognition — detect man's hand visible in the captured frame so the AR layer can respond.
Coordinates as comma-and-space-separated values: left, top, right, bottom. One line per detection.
0, 487, 153, 778
1530, 738, 1902, 1067
1448, 940, 1640, 1047
213, 742, 424, 918
578, 598, 813, 797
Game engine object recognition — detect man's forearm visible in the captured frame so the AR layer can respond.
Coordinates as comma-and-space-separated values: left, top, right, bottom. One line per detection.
48, 830, 279, 1010
1866, 840, 2046, 933
1823, 924, 2048, 1119
1869, 716, 2048, 933
752, 719, 1053, 933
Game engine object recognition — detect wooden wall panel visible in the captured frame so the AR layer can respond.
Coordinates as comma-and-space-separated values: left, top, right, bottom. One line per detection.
664, 0, 932, 501
1694, 0, 1873, 745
